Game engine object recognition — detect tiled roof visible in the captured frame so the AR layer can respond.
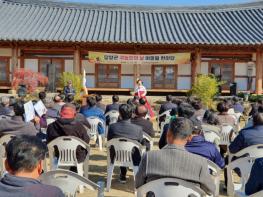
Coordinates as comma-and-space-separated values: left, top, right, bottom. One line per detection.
0, 0, 262, 45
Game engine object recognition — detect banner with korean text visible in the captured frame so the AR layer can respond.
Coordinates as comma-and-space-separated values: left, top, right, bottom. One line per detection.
88, 51, 191, 65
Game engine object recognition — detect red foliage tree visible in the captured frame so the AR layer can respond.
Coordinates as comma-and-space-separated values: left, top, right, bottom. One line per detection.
12, 68, 48, 93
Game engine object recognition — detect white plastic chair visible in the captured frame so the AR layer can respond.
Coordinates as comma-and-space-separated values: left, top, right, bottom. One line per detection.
219, 125, 235, 146
142, 133, 154, 151
136, 178, 207, 197
105, 110, 119, 125
229, 144, 263, 163
39, 169, 103, 197
87, 116, 104, 151
47, 136, 90, 178
207, 160, 221, 197
227, 157, 256, 196
202, 125, 221, 150
106, 138, 145, 191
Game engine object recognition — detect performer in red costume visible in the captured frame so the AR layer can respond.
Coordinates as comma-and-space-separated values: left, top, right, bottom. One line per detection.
134, 79, 154, 117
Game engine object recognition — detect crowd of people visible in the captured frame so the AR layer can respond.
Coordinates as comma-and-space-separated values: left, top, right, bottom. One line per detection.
0, 88, 262, 196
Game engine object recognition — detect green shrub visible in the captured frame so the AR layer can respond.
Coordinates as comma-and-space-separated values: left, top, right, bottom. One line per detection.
59, 72, 83, 100
190, 74, 224, 108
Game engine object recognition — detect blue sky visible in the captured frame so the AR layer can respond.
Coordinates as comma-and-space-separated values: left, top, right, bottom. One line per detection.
66, 0, 250, 6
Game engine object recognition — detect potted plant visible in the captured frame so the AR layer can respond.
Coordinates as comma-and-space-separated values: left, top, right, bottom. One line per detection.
11, 68, 48, 97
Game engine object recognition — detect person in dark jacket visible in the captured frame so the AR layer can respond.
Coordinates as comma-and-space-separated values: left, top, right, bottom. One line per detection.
63, 80, 75, 97
47, 103, 90, 163
108, 104, 143, 183
185, 119, 225, 169
229, 112, 263, 154
245, 158, 263, 195
96, 94, 106, 112
105, 95, 120, 114
131, 105, 155, 137
0, 101, 37, 136
159, 95, 177, 115
0, 135, 64, 197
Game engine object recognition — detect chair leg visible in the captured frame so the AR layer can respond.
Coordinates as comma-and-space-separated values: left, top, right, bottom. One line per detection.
98, 135, 103, 151
106, 164, 114, 192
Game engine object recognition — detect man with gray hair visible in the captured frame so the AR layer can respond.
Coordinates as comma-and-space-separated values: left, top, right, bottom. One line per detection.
0, 96, 14, 117
135, 117, 215, 195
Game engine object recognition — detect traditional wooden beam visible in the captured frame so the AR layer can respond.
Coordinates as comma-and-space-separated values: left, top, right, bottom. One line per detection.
73, 49, 81, 74
255, 49, 263, 95
191, 48, 202, 85
11, 46, 18, 69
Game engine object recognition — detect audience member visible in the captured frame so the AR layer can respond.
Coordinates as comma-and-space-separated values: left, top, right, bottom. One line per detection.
0, 101, 37, 136
229, 112, 263, 154
80, 96, 105, 135
63, 80, 75, 96
159, 95, 177, 115
44, 98, 59, 119
108, 104, 143, 183
65, 94, 74, 103
53, 94, 65, 112
38, 91, 46, 103
232, 97, 244, 113
74, 102, 91, 129
96, 94, 106, 112
47, 103, 90, 163
105, 95, 120, 114
159, 103, 195, 149
139, 98, 146, 105
245, 158, 263, 195
192, 101, 206, 121
0, 135, 64, 197
131, 105, 155, 137
0, 96, 13, 116
185, 119, 225, 168
202, 110, 221, 134
136, 117, 215, 195
217, 102, 236, 127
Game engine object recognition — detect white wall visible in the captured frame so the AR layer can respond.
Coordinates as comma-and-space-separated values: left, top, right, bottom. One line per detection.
177, 77, 191, 90
85, 75, 95, 88
121, 76, 134, 88
121, 64, 134, 74
201, 62, 209, 74
65, 60, 73, 72
139, 64, 151, 75
82, 60, 95, 73
24, 59, 38, 72
178, 64, 191, 75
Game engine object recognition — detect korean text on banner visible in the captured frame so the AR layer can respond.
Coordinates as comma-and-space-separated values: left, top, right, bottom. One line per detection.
88, 51, 190, 65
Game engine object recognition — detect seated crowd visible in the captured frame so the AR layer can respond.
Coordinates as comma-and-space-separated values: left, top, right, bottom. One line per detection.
0, 92, 262, 196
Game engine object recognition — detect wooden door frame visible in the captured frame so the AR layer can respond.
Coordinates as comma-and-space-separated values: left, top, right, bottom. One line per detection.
38, 58, 65, 74
95, 63, 121, 88
0, 57, 10, 85
151, 64, 177, 89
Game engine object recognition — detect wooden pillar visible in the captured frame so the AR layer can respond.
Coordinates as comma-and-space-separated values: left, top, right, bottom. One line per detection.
191, 48, 201, 84
255, 49, 263, 95
73, 49, 81, 74
134, 63, 138, 86
11, 46, 18, 70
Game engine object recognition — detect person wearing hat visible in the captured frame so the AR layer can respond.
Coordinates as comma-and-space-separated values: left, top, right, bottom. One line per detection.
47, 103, 90, 163
135, 117, 215, 196
185, 118, 225, 169
134, 78, 154, 117
63, 80, 76, 97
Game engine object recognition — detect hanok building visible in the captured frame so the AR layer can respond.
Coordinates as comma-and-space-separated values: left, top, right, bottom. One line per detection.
0, 0, 263, 94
